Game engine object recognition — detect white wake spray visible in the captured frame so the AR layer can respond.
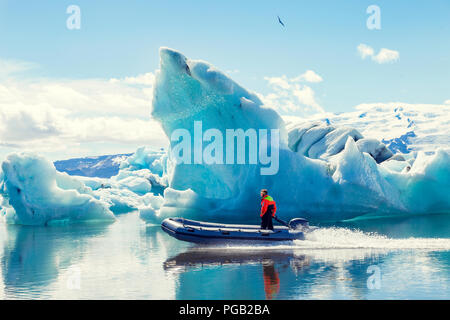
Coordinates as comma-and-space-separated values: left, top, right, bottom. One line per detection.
296, 227, 450, 250
211, 227, 450, 253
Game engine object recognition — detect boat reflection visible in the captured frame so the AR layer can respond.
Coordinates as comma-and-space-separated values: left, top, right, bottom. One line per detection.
164, 248, 310, 272
262, 259, 279, 299
163, 245, 406, 299
164, 248, 311, 300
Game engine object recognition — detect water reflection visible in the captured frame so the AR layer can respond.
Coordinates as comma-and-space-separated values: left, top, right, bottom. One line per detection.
163, 246, 393, 299
164, 248, 310, 271
165, 249, 299, 299
1, 223, 109, 299
0, 213, 448, 299
262, 260, 279, 299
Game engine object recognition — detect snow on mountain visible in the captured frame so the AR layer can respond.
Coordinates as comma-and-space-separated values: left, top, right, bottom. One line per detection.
284, 103, 450, 155
54, 154, 132, 178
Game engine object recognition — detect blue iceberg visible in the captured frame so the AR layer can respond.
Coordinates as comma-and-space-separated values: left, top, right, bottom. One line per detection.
0, 153, 116, 225
1, 47, 448, 225
149, 48, 450, 222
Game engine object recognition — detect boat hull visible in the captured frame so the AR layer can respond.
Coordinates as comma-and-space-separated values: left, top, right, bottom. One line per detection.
161, 218, 305, 244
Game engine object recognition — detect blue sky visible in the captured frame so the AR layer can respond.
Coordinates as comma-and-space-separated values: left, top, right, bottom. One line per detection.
0, 0, 449, 159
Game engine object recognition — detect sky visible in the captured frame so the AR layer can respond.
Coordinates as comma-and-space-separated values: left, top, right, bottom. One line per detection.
0, 0, 449, 160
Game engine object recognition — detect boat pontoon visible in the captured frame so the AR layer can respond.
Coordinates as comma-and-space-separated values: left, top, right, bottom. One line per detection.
161, 217, 312, 244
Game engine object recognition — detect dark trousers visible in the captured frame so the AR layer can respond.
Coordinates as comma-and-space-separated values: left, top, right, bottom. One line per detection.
261, 212, 274, 230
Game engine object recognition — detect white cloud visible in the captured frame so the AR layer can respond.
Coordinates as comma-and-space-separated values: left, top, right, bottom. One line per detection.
292, 70, 323, 83
444, 100, 450, 105
263, 76, 291, 90
110, 72, 155, 86
357, 44, 399, 64
357, 44, 375, 59
0, 58, 37, 79
260, 74, 325, 115
292, 85, 323, 112
372, 48, 400, 64
0, 68, 168, 160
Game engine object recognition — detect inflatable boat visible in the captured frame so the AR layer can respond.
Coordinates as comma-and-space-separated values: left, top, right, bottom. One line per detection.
161, 217, 311, 244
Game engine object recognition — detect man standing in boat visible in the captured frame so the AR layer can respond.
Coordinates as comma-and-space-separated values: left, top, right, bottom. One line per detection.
260, 189, 277, 230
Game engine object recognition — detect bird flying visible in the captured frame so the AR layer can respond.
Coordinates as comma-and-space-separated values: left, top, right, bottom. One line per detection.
277, 15, 285, 27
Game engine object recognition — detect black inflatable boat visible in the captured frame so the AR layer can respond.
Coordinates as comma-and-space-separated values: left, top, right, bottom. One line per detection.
161, 217, 312, 244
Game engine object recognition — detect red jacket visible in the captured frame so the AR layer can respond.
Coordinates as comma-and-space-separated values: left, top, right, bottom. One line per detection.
261, 196, 277, 217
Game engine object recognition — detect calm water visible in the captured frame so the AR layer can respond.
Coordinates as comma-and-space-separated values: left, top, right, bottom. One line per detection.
0, 212, 449, 299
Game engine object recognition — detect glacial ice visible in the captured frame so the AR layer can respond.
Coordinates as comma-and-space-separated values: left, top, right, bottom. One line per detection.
0, 153, 115, 225
299, 103, 450, 155
287, 122, 365, 159
0, 148, 169, 225
148, 48, 449, 222
286, 121, 394, 163
1, 47, 449, 225
355, 138, 393, 163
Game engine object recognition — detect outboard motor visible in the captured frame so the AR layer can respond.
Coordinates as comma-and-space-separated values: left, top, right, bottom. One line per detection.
288, 218, 309, 230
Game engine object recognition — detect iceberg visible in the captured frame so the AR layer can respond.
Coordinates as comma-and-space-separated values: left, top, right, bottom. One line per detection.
299, 103, 450, 155
355, 138, 393, 163
148, 48, 450, 222
0, 151, 168, 225
0, 153, 115, 225
286, 121, 393, 163
1, 48, 448, 225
